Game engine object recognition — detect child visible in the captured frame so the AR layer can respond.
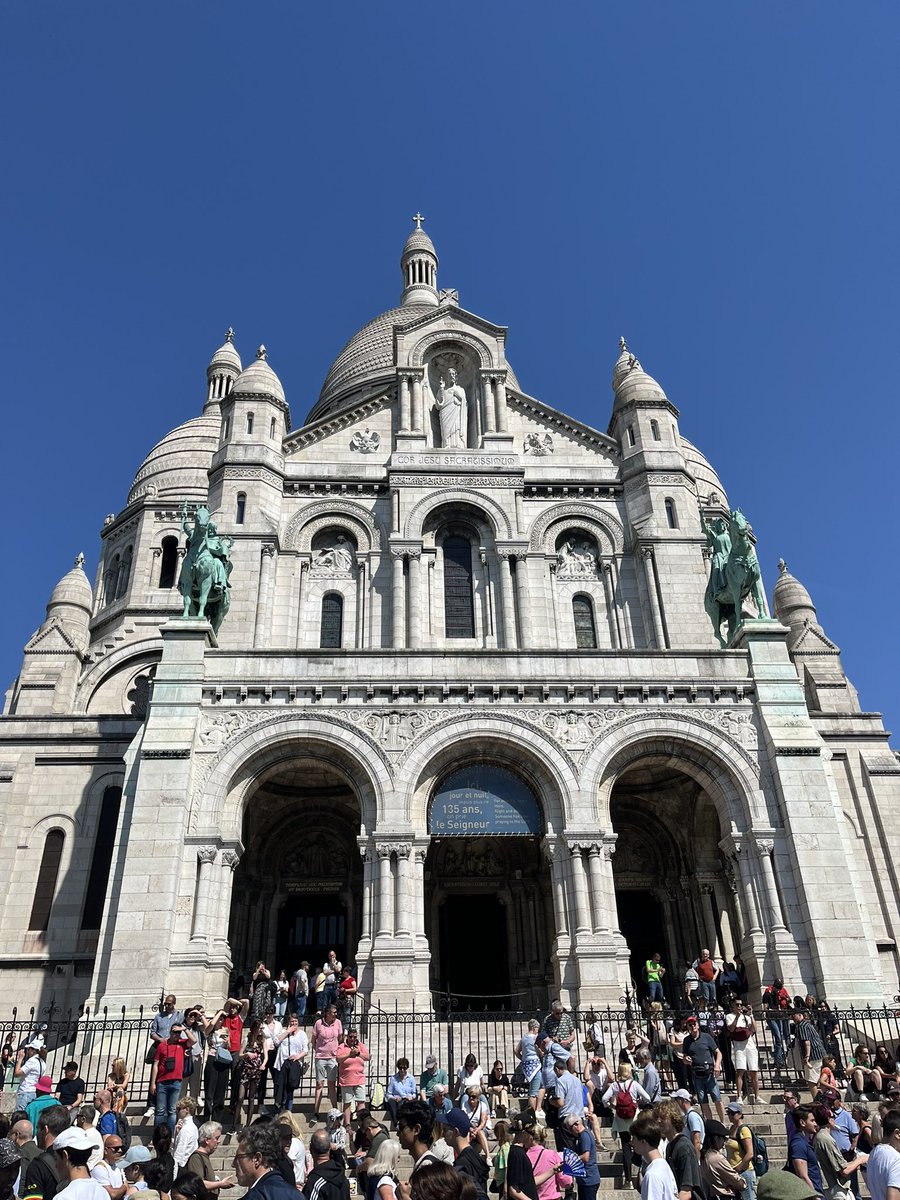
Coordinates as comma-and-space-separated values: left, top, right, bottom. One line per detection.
328, 1108, 348, 1171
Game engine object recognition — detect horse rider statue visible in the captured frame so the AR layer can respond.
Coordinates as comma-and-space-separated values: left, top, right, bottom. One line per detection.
178, 503, 234, 635
702, 507, 768, 647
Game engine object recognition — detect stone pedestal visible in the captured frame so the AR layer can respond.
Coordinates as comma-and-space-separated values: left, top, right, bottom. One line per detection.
89, 619, 213, 1013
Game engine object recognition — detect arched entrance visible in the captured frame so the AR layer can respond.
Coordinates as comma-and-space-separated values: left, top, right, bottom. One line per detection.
610, 760, 740, 1004
228, 758, 363, 991
424, 763, 554, 1010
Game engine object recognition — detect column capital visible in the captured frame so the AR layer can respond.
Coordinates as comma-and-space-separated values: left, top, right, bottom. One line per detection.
640, 543, 655, 561
221, 849, 240, 870
390, 548, 408, 562
754, 837, 775, 857
395, 841, 412, 859
197, 845, 217, 865
375, 842, 395, 860
260, 543, 276, 558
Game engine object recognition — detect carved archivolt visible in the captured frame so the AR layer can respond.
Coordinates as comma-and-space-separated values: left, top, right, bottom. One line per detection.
404, 489, 513, 540
283, 500, 382, 553
407, 329, 494, 371
528, 502, 626, 556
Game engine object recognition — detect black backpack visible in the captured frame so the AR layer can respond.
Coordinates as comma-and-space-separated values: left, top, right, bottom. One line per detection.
116, 1111, 132, 1151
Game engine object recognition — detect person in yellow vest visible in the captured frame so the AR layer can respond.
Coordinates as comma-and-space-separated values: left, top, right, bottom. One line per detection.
645, 954, 666, 1004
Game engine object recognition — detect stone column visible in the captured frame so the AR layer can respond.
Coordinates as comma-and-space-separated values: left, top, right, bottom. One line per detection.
376, 843, 394, 937
412, 846, 428, 945
733, 847, 763, 937
399, 374, 411, 430
498, 552, 517, 648
602, 562, 619, 649
359, 843, 375, 946
481, 374, 496, 434
391, 551, 406, 649
755, 838, 790, 934
569, 844, 591, 936
495, 374, 508, 432
640, 544, 667, 649
253, 543, 276, 647
479, 551, 492, 645
190, 846, 218, 943
699, 883, 723, 958
295, 558, 310, 648
513, 554, 531, 649
543, 841, 569, 938
213, 849, 240, 953
355, 560, 366, 648
411, 372, 424, 432
407, 551, 423, 649
394, 842, 412, 936
587, 844, 606, 933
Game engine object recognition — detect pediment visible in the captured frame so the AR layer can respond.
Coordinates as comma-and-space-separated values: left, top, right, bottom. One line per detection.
24, 621, 80, 654
509, 390, 620, 459
792, 621, 840, 654
283, 391, 392, 456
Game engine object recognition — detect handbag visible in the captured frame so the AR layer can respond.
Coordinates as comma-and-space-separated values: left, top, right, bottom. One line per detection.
215, 1045, 233, 1064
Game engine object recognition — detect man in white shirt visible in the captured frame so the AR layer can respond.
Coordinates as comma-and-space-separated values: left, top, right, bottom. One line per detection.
631, 1112, 678, 1200
54, 1128, 110, 1200
90, 1135, 127, 1200
868, 1110, 900, 1200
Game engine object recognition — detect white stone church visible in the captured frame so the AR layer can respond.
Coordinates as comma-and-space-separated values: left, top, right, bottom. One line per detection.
3, 222, 899, 1017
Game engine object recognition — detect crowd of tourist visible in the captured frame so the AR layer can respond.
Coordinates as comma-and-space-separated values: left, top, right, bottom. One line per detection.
5, 949, 900, 1200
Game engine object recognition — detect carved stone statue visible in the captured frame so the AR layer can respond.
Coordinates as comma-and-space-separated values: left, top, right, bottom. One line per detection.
434, 368, 468, 448
702, 508, 768, 647
312, 535, 354, 575
524, 432, 553, 456
556, 537, 600, 580
177, 503, 233, 634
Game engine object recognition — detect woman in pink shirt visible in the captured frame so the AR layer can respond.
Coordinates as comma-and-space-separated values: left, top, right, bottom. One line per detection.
336, 1030, 370, 1128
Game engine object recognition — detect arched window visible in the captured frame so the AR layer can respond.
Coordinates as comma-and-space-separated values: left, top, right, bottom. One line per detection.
235, 493, 246, 525
573, 594, 598, 649
320, 592, 344, 648
29, 828, 65, 931
246, 412, 254, 434
81, 786, 122, 929
443, 536, 475, 638
115, 546, 132, 599
665, 498, 678, 529
158, 536, 179, 589
222, 416, 231, 442
104, 555, 120, 606
650, 419, 660, 441
627, 425, 636, 447
269, 417, 276, 439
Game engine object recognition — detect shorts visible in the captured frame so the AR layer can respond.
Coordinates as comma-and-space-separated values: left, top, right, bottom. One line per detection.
693, 1072, 721, 1104
802, 1058, 823, 1085
316, 1057, 338, 1082
733, 1041, 759, 1072
342, 1085, 366, 1103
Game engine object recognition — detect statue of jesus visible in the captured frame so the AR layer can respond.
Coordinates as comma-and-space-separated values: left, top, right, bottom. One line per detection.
435, 368, 468, 448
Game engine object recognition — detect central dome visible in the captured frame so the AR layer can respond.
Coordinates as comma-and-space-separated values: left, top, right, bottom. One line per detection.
311, 304, 435, 421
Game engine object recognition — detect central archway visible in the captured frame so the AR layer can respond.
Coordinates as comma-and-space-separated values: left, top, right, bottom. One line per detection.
228, 757, 363, 993
424, 761, 553, 1010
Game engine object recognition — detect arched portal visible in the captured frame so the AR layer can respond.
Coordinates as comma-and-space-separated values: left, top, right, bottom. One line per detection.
228, 757, 363, 991
424, 762, 554, 1010
610, 760, 740, 1004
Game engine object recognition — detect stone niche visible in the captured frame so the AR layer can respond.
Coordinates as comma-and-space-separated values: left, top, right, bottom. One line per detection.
426, 345, 480, 450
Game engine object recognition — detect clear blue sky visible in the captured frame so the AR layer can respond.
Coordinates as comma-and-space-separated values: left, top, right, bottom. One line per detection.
1, 2, 897, 737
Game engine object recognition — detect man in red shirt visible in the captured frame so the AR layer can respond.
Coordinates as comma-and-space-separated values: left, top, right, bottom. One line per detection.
150, 1024, 185, 1132
692, 950, 719, 1004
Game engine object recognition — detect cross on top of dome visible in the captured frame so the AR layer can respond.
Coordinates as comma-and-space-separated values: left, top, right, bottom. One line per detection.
412, 212, 425, 230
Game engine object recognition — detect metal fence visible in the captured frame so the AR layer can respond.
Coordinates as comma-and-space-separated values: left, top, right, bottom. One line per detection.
5, 1000, 900, 1111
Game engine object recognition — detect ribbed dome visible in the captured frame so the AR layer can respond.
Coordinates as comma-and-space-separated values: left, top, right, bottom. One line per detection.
128, 415, 220, 505
232, 347, 286, 404
48, 554, 93, 615
402, 228, 437, 257
611, 338, 667, 407
208, 329, 242, 374
773, 560, 817, 626
681, 438, 728, 507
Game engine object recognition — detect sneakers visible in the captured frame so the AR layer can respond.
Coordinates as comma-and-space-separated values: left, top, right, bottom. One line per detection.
143, 1107, 154, 1119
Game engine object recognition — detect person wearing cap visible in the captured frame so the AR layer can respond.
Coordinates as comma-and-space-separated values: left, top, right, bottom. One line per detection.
419, 1055, 448, 1104
724, 1103, 756, 1200
0, 1137, 22, 1200
120, 1146, 151, 1196
699, 1120, 746, 1199
28, 1077, 59, 1129
50, 1129, 108, 1200
671, 1090, 705, 1157
441, 1108, 488, 1199
683, 1016, 725, 1124
23, 1105, 72, 1200
15, 1043, 46, 1112
70, 1110, 103, 1173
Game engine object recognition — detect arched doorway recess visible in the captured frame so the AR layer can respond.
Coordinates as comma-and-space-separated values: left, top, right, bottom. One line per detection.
424, 762, 554, 1010
610, 761, 740, 1004
228, 758, 362, 992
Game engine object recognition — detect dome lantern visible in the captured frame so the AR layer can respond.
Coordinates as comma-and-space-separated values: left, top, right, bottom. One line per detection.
400, 213, 439, 308
205, 328, 242, 411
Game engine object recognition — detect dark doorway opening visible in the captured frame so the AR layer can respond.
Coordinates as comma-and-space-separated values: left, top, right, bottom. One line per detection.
615, 888, 671, 1004
439, 895, 510, 1009
276, 895, 347, 977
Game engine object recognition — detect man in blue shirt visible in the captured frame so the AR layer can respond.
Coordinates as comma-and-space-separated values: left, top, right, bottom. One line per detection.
831, 1098, 861, 1200
789, 1106, 824, 1195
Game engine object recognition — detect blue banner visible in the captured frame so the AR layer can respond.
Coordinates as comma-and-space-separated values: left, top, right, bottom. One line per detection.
429, 765, 542, 837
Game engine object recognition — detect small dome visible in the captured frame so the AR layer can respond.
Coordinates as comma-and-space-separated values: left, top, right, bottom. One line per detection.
681, 437, 729, 508
48, 554, 93, 616
128, 414, 221, 505
611, 337, 667, 406
402, 228, 437, 258
208, 328, 242, 374
773, 559, 817, 626
232, 346, 286, 405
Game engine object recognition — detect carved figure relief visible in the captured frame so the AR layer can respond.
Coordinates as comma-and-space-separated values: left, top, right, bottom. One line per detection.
524, 432, 554, 456
434, 368, 468, 448
350, 427, 381, 454
437, 838, 505, 878
311, 535, 355, 576
281, 832, 348, 879
555, 537, 600, 580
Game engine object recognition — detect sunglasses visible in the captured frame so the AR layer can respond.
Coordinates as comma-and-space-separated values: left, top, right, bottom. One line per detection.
109, 1147, 124, 1154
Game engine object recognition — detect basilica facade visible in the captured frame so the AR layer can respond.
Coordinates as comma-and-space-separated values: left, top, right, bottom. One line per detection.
3, 223, 899, 1017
